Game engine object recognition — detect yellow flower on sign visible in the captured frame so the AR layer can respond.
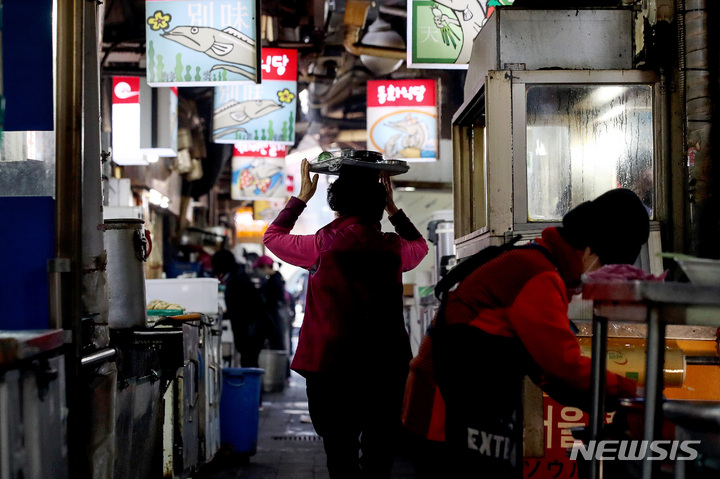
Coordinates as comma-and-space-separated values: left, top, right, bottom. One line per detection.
278, 89, 295, 104
148, 11, 172, 31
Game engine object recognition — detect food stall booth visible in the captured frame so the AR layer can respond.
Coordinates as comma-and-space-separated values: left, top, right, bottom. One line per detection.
451, 7, 720, 479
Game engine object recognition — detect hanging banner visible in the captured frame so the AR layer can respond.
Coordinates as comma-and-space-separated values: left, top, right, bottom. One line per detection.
145, 0, 261, 86
231, 146, 286, 200
111, 76, 146, 165
213, 48, 297, 144
407, 0, 515, 69
366, 79, 438, 161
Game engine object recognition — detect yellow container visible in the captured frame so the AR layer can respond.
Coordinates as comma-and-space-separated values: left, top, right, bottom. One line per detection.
578, 338, 686, 388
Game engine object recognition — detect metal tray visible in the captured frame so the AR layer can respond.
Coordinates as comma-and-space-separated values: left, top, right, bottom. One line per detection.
308, 149, 409, 176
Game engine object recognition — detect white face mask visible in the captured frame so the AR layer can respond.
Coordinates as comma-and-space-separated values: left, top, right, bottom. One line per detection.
583, 255, 600, 275
580, 247, 601, 276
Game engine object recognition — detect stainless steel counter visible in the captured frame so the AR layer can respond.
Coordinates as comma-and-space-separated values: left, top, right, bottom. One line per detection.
0, 329, 65, 368
582, 281, 720, 479
0, 329, 67, 479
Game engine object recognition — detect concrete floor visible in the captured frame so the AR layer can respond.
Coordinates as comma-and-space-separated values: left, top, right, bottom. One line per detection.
193, 371, 416, 479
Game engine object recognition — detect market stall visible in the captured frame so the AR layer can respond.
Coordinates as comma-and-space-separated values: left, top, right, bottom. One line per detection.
583, 281, 720, 479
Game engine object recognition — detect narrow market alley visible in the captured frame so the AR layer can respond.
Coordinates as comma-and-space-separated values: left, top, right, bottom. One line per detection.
194, 370, 416, 479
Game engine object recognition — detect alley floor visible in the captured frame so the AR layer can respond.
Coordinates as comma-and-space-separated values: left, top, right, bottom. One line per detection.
194, 371, 417, 479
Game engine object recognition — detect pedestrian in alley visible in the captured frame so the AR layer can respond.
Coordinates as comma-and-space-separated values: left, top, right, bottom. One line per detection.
212, 249, 269, 368
263, 157, 428, 479
253, 255, 289, 351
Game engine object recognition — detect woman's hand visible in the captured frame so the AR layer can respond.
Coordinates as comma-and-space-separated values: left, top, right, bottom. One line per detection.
297, 158, 319, 204
382, 173, 399, 216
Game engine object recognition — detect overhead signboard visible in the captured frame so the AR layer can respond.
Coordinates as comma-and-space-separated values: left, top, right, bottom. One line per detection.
112, 76, 179, 164
366, 79, 438, 161
231, 145, 286, 200
213, 48, 297, 144
145, 0, 261, 86
111, 76, 146, 165
407, 0, 515, 69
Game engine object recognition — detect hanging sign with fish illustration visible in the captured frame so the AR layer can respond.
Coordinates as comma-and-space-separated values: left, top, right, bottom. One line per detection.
367, 79, 438, 161
145, 0, 261, 85
213, 48, 297, 144
231, 145, 286, 200
407, 0, 515, 68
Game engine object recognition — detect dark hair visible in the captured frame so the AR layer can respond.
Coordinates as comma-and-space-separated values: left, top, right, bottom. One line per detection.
327, 172, 387, 222
211, 249, 238, 276
559, 188, 650, 265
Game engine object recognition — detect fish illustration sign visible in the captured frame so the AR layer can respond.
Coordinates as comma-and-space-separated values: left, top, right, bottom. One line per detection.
145, 0, 261, 85
367, 79, 438, 161
213, 48, 297, 144
407, 0, 515, 68
231, 145, 286, 200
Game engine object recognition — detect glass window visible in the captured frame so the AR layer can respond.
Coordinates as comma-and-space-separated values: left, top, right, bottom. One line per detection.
525, 84, 653, 221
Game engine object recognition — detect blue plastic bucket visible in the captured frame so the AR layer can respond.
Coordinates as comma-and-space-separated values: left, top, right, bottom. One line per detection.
220, 367, 265, 454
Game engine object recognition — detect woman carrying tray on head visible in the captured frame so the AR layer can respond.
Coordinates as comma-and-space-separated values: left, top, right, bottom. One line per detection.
263, 152, 428, 479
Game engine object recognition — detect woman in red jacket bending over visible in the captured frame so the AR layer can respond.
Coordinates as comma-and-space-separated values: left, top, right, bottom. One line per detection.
263, 158, 428, 479
432, 188, 650, 478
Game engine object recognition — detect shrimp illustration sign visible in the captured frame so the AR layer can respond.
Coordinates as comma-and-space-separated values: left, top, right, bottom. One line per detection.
213, 48, 297, 144
145, 0, 261, 85
231, 143, 287, 200
407, 0, 515, 68
367, 79, 438, 161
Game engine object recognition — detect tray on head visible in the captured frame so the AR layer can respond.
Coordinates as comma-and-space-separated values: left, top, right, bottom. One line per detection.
308, 149, 409, 176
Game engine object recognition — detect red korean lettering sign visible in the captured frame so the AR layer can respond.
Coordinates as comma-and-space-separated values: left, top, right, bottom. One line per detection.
259, 48, 298, 81
112, 77, 141, 104
524, 396, 615, 479
232, 143, 287, 158
366, 79, 437, 108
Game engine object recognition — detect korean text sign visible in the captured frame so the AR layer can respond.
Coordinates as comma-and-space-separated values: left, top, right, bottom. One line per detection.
213, 48, 297, 145
367, 79, 438, 161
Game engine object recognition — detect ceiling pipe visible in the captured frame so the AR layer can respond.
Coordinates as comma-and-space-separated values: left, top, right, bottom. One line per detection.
344, 0, 406, 60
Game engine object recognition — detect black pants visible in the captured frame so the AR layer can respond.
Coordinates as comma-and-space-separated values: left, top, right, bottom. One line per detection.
433, 325, 529, 479
231, 318, 264, 367
305, 369, 407, 479
405, 431, 451, 479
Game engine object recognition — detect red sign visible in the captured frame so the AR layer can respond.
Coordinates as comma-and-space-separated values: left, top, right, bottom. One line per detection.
112, 77, 140, 104
367, 79, 437, 108
232, 142, 287, 158
523, 396, 615, 479
260, 48, 298, 82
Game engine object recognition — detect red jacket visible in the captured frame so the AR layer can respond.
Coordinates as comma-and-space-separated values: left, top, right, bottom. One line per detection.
403, 227, 636, 442
263, 197, 428, 374
445, 226, 635, 397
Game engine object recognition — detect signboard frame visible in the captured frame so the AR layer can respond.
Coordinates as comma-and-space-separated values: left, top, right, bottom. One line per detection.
145, 0, 262, 86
